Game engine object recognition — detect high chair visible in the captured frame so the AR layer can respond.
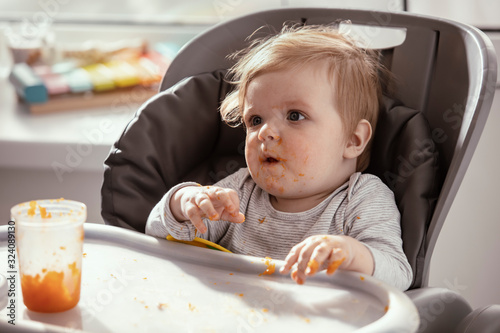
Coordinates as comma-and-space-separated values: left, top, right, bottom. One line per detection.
101, 8, 498, 332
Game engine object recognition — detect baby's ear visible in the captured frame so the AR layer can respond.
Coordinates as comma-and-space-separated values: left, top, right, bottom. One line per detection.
343, 119, 372, 159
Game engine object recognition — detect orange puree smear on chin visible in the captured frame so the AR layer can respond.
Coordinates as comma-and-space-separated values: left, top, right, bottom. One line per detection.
21, 262, 81, 313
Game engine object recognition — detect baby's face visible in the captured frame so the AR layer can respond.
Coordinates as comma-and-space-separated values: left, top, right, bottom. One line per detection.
243, 60, 356, 211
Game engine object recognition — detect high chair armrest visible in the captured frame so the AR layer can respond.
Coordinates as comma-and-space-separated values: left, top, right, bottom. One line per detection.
455, 304, 500, 333
405, 287, 473, 333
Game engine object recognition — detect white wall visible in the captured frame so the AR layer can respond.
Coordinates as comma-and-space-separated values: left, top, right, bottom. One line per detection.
408, 0, 500, 30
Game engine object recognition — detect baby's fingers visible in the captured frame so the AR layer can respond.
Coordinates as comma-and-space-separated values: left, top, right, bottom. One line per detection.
326, 248, 346, 275
195, 193, 220, 222
184, 201, 208, 234
220, 211, 246, 223
305, 242, 332, 276
215, 189, 245, 223
280, 243, 305, 274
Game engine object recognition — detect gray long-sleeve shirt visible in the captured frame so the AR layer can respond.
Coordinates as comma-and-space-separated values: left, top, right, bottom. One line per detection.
146, 168, 412, 291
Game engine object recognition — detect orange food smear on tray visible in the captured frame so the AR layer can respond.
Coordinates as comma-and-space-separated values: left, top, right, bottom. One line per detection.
259, 257, 275, 276
21, 262, 81, 313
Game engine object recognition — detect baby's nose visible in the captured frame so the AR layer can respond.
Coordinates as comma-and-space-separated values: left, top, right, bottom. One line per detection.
258, 123, 280, 142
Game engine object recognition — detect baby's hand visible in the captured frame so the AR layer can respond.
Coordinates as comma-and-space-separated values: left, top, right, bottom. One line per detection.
171, 185, 245, 233
279, 235, 352, 285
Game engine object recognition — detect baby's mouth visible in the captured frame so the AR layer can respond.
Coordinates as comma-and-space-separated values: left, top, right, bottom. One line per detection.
262, 155, 287, 165
266, 157, 279, 163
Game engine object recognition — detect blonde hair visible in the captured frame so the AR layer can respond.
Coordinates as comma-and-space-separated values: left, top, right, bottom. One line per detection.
220, 24, 389, 172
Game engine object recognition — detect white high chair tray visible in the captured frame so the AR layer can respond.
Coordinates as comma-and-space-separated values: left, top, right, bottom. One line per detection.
0, 223, 418, 332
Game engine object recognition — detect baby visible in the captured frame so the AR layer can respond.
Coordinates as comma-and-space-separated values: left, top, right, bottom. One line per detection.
146, 25, 412, 291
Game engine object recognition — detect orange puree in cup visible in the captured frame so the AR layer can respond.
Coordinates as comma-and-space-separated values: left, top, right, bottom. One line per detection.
21, 262, 81, 312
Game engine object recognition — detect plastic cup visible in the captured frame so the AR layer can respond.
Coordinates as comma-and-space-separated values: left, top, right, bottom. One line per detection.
11, 199, 86, 313
3, 22, 53, 65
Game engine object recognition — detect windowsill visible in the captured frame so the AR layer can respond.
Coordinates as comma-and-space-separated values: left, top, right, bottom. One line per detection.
0, 22, 208, 173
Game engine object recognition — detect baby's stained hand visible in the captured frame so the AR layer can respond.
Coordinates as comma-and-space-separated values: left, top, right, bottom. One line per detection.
279, 235, 351, 285
173, 185, 245, 233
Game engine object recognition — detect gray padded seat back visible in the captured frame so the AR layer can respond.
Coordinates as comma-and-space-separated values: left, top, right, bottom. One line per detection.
102, 8, 497, 290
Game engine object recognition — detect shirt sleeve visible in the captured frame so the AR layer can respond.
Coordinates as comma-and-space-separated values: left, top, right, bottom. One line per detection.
343, 173, 413, 291
145, 168, 248, 242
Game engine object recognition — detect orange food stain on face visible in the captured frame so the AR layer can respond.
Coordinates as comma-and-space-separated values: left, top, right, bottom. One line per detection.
326, 257, 345, 275
259, 257, 275, 276
21, 262, 81, 313
298, 173, 305, 177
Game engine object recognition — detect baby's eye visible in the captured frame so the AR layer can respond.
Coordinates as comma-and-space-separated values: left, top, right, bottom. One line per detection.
287, 110, 305, 122
250, 116, 262, 127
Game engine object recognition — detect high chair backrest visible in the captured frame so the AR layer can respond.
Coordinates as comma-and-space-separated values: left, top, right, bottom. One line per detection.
102, 8, 497, 289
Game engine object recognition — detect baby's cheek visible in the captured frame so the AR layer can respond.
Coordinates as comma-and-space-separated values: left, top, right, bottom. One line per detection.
291, 147, 311, 176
